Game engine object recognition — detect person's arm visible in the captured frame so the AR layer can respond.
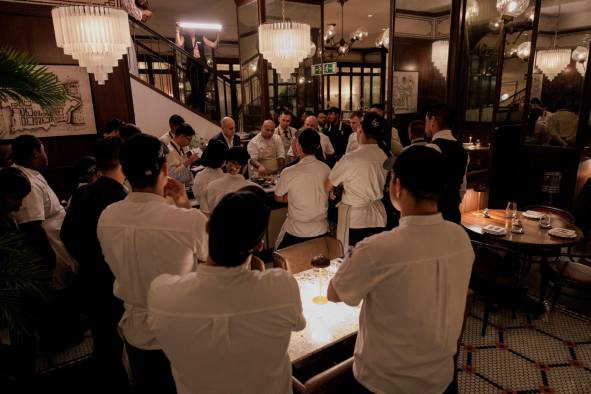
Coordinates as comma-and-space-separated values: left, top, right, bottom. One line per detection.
247, 140, 267, 176
120, 0, 143, 21
203, 34, 220, 49
164, 178, 191, 209
274, 170, 289, 203
175, 25, 185, 47
327, 281, 341, 302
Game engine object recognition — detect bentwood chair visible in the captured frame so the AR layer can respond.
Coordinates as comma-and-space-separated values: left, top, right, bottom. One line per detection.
273, 236, 343, 275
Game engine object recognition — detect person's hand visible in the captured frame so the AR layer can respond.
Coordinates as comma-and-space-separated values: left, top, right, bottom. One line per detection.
186, 153, 200, 165
141, 9, 152, 22
164, 178, 191, 208
257, 165, 267, 177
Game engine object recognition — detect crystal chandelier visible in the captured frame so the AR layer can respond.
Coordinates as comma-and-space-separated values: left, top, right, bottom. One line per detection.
496, 0, 530, 17
258, 0, 310, 81
431, 40, 449, 78
516, 41, 531, 60
375, 28, 390, 49
534, 4, 570, 81
52, 5, 131, 85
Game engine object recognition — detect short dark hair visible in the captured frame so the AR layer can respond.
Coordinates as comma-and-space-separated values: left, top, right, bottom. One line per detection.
120, 134, 168, 189
279, 110, 292, 118
298, 128, 320, 155
318, 110, 328, 116
95, 136, 124, 172
208, 188, 270, 267
361, 112, 385, 142
393, 145, 445, 201
119, 123, 142, 141
426, 104, 454, 130
175, 123, 196, 138
370, 103, 385, 112
350, 110, 363, 119
74, 156, 97, 183
328, 106, 341, 115
201, 140, 228, 169
105, 118, 124, 134
226, 146, 250, 166
169, 114, 185, 126
0, 167, 31, 199
11, 135, 42, 166
408, 120, 425, 140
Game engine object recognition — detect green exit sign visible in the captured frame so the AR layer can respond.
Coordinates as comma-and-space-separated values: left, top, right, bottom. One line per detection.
311, 62, 337, 76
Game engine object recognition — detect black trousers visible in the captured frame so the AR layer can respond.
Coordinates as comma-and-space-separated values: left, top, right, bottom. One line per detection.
125, 342, 176, 394
348, 227, 384, 247
277, 232, 327, 250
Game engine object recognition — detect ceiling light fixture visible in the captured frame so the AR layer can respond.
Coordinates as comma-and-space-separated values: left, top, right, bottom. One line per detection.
258, 0, 310, 81
573, 45, 588, 77
517, 41, 531, 60
431, 40, 449, 78
52, 5, 130, 85
325, 0, 367, 57
496, 0, 529, 18
178, 22, 223, 31
535, 4, 570, 81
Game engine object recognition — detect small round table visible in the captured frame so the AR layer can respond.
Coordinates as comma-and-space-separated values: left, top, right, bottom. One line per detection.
461, 209, 584, 311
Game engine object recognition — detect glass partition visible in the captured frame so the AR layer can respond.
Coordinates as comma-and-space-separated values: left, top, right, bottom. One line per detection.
525, 0, 591, 147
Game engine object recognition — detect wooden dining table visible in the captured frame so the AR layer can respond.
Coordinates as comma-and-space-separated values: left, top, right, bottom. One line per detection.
287, 260, 360, 365
461, 208, 584, 309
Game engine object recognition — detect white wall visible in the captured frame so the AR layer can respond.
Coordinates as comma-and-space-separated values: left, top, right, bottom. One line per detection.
130, 78, 221, 140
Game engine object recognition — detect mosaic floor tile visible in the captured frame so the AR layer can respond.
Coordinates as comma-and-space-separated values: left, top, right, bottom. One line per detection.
458, 371, 501, 394
545, 366, 591, 394
533, 310, 591, 343
470, 347, 543, 391
505, 328, 572, 365
462, 316, 501, 348
574, 344, 591, 368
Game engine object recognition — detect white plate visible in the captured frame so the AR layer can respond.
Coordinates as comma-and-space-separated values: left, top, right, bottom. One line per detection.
482, 224, 507, 236
548, 228, 577, 239
523, 210, 543, 220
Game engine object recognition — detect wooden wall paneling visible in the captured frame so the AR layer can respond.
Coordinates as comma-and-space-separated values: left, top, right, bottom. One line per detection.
0, 2, 135, 199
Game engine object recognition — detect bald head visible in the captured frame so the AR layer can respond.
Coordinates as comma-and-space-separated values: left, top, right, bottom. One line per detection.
221, 117, 235, 138
261, 120, 275, 139
303, 116, 318, 130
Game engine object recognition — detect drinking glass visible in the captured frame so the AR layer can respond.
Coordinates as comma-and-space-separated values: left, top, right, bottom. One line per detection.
539, 214, 552, 228
511, 202, 518, 219
310, 255, 330, 305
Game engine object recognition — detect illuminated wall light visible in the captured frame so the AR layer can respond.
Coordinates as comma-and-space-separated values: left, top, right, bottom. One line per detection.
178, 22, 223, 31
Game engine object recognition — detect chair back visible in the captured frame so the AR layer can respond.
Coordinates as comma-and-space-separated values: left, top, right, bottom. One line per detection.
522, 204, 575, 224
273, 236, 343, 274
250, 255, 265, 271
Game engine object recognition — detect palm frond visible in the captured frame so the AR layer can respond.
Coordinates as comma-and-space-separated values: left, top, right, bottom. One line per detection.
0, 47, 66, 110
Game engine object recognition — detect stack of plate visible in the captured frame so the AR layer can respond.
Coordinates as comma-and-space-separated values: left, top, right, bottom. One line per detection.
523, 210, 543, 220
548, 228, 577, 239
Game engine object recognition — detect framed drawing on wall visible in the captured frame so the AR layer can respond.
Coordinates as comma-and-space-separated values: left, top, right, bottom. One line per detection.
0, 65, 96, 139
393, 71, 419, 114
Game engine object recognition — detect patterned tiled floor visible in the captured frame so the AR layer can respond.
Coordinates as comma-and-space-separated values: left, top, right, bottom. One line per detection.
459, 300, 591, 393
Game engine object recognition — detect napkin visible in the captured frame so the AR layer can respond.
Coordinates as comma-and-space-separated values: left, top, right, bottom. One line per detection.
482, 224, 507, 236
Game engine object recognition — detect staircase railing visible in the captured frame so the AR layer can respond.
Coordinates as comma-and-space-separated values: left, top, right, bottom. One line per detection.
128, 18, 237, 123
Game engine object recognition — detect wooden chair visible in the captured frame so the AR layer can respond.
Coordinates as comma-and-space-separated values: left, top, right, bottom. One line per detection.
292, 357, 355, 394
541, 247, 591, 307
273, 236, 343, 274
249, 255, 265, 271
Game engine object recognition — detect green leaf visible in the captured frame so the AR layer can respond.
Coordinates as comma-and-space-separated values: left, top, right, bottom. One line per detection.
0, 47, 66, 111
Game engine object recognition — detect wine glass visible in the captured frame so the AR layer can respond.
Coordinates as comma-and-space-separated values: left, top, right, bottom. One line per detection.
311, 255, 330, 305
539, 214, 552, 229
511, 202, 518, 219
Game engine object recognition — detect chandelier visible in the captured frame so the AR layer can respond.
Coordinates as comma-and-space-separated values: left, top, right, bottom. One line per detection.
258, 0, 310, 81
516, 41, 531, 60
431, 40, 449, 78
573, 46, 589, 77
496, 0, 529, 17
325, 0, 367, 57
52, 5, 131, 85
375, 28, 390, 49
534, 4, 570, 81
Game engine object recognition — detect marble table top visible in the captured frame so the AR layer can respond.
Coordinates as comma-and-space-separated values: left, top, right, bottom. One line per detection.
288, 259, 361, 364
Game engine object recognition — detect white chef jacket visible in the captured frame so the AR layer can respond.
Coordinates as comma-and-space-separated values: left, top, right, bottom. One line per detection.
97, 192, 208, 349
346, 132, 359, 153
275, 155, 330, 237
202, 173, 260, 214
247, 133, 285, 176
288, 131, 335, 160
159, 131, 174, 146
147, 263, 306, 394
167, 141, 193, 185
12, 165, 78, 272
329, 144, 388, 229
331, 214, 474, 393
191, 167, 224, 206
547, 109, 579, 145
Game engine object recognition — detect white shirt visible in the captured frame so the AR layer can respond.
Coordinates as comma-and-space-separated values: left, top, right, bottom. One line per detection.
12, 165, 78, 272
547, 110, 578, 144
203, 173, 260, 214
329, 145, 388, 229
275, 126, 297, 154
159, 131, 174, 146
331, 214, 474, 393
147, 263, 306, 394
275, 156, 330, 237
191, 167, 224, 206
97, 192, 208, 349
167, 141, 193, 185
346, 132, 359, 153
287, 131, 335, 160
432, 130, 468, 200
247, 133, 286, 175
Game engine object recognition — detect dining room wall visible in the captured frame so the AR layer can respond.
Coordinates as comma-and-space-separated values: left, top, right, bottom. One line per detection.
0, 1, 135, 199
